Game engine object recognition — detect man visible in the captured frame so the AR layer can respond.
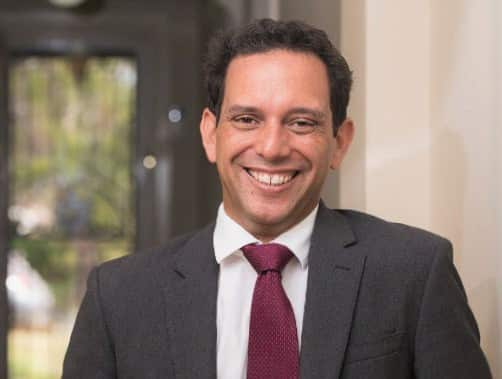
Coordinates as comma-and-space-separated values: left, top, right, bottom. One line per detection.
63, 19, 492, 378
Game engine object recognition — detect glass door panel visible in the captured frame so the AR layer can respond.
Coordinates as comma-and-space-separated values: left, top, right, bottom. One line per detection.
7, 56, 136, 379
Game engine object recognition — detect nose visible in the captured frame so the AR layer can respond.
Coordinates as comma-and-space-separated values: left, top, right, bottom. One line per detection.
254, 120, 291, 161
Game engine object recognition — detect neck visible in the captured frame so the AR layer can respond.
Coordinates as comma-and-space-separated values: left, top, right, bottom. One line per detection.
223, 202, 320, 243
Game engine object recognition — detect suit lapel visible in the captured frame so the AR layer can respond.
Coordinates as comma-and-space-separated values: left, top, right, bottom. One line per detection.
162, 224, 218, 379
300, 204, 366, 379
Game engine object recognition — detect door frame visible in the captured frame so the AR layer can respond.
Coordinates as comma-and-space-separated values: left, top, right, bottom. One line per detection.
0, 34, 8, 379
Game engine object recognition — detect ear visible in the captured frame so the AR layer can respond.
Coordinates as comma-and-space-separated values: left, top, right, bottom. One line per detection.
200, 108, 218, 163
330, 118, 354, 170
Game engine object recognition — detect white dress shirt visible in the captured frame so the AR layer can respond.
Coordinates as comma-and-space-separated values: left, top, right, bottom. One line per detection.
214, 203, 319, 379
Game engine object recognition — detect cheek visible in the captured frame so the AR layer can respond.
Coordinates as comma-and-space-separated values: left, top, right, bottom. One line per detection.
217, 132, 254, 161
295, 139, 333, 168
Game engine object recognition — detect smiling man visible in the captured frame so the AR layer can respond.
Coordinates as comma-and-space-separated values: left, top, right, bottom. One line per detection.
63, 19, 492, 379
200, 49, 351, 241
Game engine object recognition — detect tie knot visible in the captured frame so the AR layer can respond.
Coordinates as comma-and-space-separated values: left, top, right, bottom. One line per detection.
241, 243, 293, 274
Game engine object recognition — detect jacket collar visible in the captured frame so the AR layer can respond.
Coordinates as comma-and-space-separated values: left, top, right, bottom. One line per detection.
162, 223, 219, 378
300, 202, 366, 379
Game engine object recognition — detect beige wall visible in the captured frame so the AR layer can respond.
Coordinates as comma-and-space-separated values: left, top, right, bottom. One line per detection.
339, 0, 501, 375
364, 1, 431, 228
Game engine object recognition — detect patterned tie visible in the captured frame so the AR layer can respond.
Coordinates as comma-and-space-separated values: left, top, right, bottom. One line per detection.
242, 243, 299, 379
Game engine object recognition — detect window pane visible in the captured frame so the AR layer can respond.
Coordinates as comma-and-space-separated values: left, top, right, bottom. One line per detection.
7, 56, 136, 379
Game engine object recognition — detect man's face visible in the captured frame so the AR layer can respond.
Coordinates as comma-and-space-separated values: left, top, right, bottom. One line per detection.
200, 50, 353, 241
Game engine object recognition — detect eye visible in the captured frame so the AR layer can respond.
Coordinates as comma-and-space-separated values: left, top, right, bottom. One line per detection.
288, 118, 318, 133
293, 119, 315, 127
236, 116, 256, 124
232, 115, 260, 129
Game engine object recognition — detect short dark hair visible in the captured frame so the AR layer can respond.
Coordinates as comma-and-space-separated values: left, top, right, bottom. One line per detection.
203, 18, 353, 133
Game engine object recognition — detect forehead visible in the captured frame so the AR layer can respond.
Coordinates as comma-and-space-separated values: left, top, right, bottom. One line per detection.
222, 50, 330, 111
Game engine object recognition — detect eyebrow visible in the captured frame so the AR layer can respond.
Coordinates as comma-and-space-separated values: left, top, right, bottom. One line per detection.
285, 107, 327, 121
225, 104, 327, 121
225, 105, 262, 116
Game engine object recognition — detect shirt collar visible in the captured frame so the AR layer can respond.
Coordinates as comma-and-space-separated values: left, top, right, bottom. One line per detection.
213, 203, 319, 269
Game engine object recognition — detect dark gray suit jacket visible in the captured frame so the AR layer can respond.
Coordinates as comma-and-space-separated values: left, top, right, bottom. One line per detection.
63, 204, 492, 378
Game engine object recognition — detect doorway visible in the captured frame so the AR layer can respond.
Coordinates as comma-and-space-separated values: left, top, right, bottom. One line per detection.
7, 55, 136, 378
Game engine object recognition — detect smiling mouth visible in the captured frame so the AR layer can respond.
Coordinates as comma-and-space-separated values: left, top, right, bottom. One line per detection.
245, 168, 299, 186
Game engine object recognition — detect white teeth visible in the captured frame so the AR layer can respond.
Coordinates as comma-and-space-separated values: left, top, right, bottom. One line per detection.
271, 175, 281, 185
248, 170, 294, 186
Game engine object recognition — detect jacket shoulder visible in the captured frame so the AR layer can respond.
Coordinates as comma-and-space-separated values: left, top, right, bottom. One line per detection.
91, 225, 212, 292
336, 208, 452, 258
100, 231, 193, 272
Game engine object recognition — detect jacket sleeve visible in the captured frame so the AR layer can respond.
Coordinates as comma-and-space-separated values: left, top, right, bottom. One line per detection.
62, 267, 117, 379
413, 239, 492, 378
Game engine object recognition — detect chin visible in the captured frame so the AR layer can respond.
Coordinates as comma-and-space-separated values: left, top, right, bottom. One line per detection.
246, 205, 295, 229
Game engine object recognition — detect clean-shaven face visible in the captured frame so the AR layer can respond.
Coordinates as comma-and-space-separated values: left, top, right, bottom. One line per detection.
201, 49, 351, 241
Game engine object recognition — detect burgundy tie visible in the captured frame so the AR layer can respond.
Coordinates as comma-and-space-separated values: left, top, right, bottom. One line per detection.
242, 243, 299, 379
